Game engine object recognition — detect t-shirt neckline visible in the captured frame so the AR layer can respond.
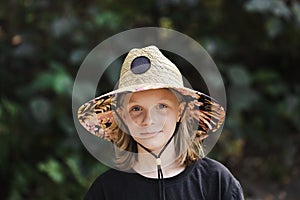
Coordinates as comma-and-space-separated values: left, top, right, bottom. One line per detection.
131, 160, 198, 184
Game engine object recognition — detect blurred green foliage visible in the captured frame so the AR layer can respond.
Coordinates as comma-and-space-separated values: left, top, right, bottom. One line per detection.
1, 0, 300, 199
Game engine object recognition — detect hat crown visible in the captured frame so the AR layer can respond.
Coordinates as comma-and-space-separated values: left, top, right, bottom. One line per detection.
119, 46, 184, 89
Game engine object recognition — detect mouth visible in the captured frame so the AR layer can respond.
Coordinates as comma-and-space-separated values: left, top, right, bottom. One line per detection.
140, 130, 163, 138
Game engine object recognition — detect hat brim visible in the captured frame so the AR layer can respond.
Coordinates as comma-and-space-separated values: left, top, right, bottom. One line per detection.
78, 84, 225, 142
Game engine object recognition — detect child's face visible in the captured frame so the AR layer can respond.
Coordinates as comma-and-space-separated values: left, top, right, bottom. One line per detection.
122, 89, 180, 152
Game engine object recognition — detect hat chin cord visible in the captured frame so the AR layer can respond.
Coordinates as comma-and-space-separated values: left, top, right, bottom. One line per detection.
134, 103, 187, 200
136, 121, 180, 200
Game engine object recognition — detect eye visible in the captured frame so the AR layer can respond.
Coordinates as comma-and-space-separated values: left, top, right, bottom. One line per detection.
157, 104, 167, 109
130, 106, 142, 112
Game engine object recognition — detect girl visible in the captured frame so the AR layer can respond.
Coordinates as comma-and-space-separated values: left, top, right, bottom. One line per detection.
78, 45, 244, 200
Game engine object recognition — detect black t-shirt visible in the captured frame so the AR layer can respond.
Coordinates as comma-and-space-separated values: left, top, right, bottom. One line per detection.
85, 157, 244, 200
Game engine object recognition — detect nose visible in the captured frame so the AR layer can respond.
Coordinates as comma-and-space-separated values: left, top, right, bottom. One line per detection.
141, 110, 153, 126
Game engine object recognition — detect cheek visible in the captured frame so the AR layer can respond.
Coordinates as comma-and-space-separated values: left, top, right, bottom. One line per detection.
165, 112, 179, 129
123, 120, 135, 134
118, 112, 134, 134
173, 110, 181, 122
121, 111, 132, 127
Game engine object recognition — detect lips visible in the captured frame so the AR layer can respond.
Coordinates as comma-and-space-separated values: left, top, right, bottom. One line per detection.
140, 130, 162, 138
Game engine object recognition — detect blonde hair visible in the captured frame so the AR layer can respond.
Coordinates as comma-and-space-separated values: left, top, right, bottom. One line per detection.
112, 89, 206, 170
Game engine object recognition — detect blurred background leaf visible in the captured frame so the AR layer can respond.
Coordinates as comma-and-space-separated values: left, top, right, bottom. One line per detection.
1, 0, 299, 199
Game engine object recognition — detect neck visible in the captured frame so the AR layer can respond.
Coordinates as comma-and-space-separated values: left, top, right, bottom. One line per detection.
133, 141, 185, 178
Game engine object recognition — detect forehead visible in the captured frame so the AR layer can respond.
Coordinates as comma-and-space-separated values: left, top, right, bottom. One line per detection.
128, 89, 179, 103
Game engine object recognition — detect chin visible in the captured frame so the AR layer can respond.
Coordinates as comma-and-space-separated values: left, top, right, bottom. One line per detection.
138, 140, 164, 152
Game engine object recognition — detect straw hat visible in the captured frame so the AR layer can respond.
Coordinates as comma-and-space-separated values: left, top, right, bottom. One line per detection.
78, 45, 225, 143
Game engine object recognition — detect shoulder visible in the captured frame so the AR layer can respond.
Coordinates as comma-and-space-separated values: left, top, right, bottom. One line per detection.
195, 157, 244, 199
197, 157, 232, 174
84, 169, 129, 200
90, 168, 130, 187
